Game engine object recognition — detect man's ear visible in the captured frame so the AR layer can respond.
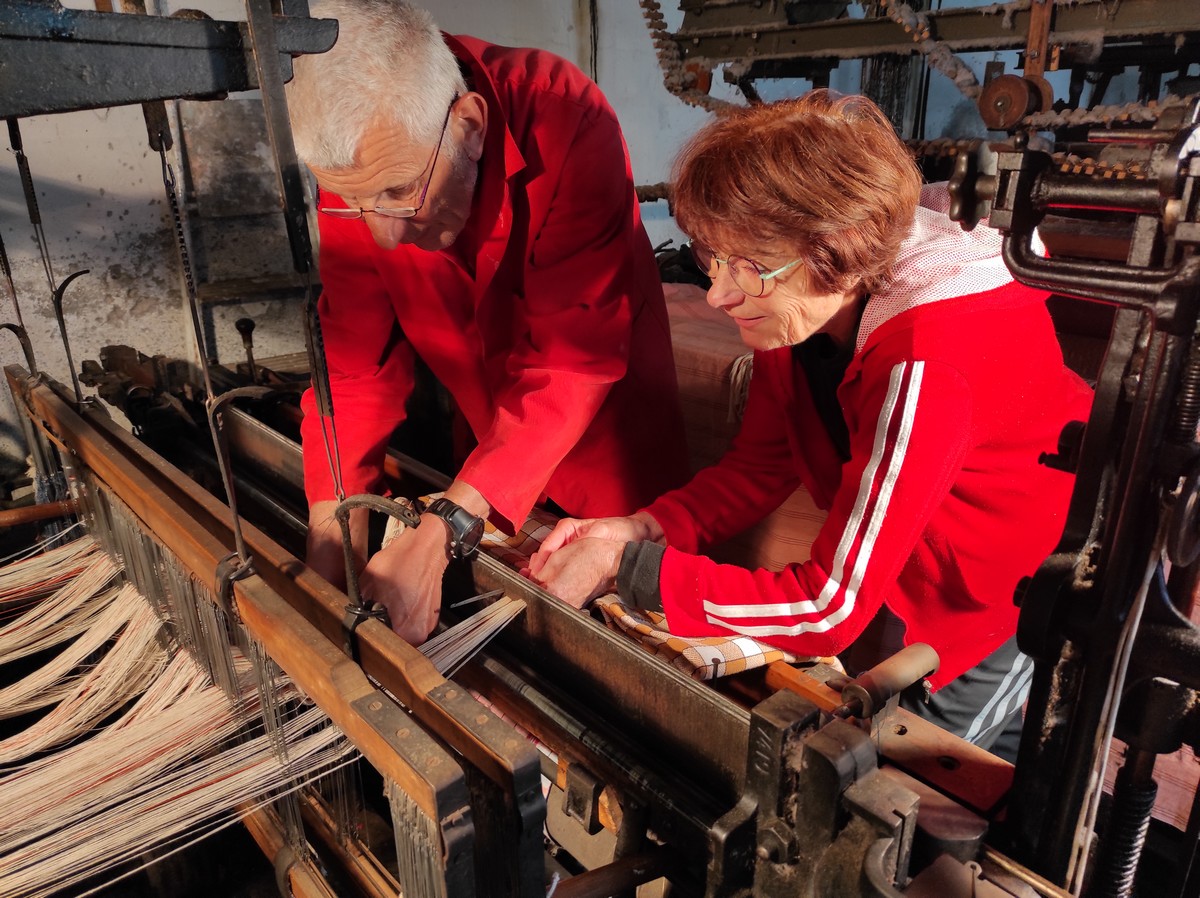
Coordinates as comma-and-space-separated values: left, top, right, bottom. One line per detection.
452, 92, 488, 162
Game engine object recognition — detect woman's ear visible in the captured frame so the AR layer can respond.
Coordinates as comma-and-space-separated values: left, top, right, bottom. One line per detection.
452, 92, 488, 163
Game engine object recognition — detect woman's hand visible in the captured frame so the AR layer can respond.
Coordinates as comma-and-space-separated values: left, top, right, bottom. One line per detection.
533, 511, 664, 560
526, 511, 664, 608
525, 536, 625, 609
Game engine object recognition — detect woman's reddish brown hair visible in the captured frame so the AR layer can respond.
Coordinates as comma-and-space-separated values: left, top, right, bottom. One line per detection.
672, 90, 921, 295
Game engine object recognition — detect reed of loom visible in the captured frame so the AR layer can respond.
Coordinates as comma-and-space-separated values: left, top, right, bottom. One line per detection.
5, 365, 547, 898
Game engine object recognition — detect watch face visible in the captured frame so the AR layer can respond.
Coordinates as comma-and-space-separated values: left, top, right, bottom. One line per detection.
429, 498, 484, 559
461, 515, 484, 553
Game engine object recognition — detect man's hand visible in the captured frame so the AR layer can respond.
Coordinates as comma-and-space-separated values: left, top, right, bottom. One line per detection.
525, 536, 625, 609
306, 480, 492, 645
358, 516, 451, 644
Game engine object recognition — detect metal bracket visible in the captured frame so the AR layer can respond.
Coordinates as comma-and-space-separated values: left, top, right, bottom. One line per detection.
50, 269, 89, 407
0, 322, 37, 375
562, 763, 603, 836
341, 601, 389, 664
706, 689, 822, 897
215, 550, 255, 621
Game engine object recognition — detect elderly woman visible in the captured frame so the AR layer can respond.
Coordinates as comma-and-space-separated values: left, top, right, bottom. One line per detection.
528, 91, 1093, 757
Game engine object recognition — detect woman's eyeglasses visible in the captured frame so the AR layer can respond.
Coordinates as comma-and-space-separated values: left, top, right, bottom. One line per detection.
687, 241, 803, 297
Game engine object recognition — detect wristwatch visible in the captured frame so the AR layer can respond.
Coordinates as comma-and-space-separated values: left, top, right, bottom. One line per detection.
423, 497, 485, 561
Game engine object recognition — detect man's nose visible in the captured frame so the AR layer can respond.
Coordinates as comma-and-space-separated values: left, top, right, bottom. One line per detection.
365, 213, 418, 250
706, 265, 745, 311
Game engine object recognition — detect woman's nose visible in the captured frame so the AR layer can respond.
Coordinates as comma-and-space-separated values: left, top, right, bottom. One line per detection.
706, 264, 745, 310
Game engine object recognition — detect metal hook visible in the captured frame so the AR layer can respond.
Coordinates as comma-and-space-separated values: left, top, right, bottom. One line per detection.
214, 550, 254, 623
0, 322, 37, 374
50, 268, 89, 405
205, 385, 275, 563
331, 493, 422, 659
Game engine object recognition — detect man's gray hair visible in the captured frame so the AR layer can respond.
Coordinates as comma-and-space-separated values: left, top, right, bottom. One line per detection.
287, 0, 467, 169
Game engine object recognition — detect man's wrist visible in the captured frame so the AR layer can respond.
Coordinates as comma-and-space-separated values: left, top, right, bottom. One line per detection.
422, 496, 485, 560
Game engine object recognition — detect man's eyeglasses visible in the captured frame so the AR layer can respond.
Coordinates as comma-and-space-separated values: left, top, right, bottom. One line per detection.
687, 242, 803, 297
318, 96, 458, 220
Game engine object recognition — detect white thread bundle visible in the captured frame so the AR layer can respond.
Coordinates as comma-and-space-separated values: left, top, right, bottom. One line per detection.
0, 530, 357, 898
0, 650, 354, 898
421, 596, 526, 676
0, 551, 121, 661
0, 534, 103, 610
0, 586, 169, 762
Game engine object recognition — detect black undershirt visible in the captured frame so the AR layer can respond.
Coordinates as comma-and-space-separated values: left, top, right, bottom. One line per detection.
793, 333, 853, 461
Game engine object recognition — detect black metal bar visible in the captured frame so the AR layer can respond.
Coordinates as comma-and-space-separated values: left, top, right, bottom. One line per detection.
0, 1, 336, 118
242, 0, 319, 276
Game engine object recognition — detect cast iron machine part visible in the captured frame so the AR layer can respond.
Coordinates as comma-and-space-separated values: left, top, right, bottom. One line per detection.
949, 103, 1200, 896
704, 644, 950, 898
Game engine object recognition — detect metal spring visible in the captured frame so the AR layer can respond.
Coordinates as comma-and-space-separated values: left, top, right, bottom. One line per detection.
1092, 769, 1157, 898
1169, 339, 1200, 446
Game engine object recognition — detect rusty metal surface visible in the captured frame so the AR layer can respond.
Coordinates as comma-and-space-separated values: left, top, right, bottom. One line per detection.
0, 1, 337, 118
674, 0, 1200, 65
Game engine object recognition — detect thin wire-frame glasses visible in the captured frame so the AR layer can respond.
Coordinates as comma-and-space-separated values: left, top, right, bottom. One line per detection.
687, 241, 803, 297
317, 96, 458, 220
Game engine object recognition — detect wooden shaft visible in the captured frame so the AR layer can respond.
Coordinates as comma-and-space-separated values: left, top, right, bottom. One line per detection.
239, 804, 340, 898
0, 499, 75, 527
552, 851, 672, 898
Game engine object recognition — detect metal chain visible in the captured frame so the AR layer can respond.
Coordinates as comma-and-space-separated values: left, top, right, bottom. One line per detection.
905, 135, 1154, 185
1050, 153, 1147, 179
877, 0, 982, 100
637, 0, 739, 114
158, 142, 216, 400
1022, 93, 1200, 131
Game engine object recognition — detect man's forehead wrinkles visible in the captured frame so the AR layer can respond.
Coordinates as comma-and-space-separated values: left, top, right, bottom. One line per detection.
317, 159, 424, 197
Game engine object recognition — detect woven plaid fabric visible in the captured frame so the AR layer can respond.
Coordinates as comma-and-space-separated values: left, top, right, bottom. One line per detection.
594, 596, 801, 681
478, 504, 559, 570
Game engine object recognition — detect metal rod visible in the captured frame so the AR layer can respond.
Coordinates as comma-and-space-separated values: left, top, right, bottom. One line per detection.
49, 269, 89, 406
0, 498, 74, 528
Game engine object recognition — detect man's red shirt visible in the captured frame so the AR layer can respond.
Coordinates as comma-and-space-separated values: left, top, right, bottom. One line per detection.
301, 35, 688, 530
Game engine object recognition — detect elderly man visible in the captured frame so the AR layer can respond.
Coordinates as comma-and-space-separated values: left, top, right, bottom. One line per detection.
286, 0, 688, 643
